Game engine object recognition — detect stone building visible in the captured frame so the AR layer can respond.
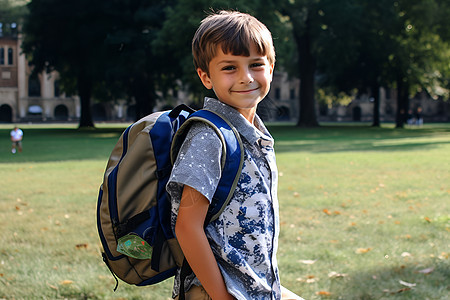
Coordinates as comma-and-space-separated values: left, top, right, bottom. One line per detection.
0, 32, 79, 123
328, 88, 449, 123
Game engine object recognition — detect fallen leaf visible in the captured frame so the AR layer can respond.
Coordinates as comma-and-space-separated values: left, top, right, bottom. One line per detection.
296, 275, 319, 283
323, 209, 331, 215
299, 259, 316, 265
60, 280, 73, 285
356, 247, 372, 254
399, 280, 416, 288
316, 291, 331, 296
328, 271, 347, 278
46, 282, 58, 290
424, 217, 432, 223
417, 267, 434, 274
389, 288, 411, 294
75, 243, 88, 249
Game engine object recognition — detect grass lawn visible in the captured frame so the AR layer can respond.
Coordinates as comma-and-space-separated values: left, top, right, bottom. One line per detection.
0, 122, 448, 299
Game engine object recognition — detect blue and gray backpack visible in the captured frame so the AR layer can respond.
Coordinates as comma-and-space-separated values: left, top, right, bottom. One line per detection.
96, 104, 244, 293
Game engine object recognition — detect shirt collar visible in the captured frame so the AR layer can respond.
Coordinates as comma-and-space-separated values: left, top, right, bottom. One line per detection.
203, 97, 274, 147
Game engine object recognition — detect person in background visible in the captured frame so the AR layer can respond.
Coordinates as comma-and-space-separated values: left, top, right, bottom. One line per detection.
10, 126, 23, 154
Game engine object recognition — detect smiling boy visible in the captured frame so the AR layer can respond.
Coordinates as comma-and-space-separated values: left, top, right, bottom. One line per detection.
167, 11, 302, 300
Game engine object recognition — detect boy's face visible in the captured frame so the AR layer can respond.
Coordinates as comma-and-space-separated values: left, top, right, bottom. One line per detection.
197, 44, 274, 121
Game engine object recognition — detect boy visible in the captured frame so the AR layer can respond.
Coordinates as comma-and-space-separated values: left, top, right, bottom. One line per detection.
167, 11, 303, 300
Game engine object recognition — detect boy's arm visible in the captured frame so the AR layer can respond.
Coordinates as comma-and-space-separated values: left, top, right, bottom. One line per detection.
175, 185, 234, 300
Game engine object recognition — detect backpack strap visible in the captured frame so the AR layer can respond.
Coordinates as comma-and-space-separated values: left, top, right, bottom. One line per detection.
170, 109, 244, 222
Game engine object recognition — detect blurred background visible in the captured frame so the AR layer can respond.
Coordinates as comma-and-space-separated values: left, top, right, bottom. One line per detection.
0, 0, 449, 128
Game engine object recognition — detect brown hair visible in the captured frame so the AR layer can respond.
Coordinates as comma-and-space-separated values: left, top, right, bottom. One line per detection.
192, 11, 275, 75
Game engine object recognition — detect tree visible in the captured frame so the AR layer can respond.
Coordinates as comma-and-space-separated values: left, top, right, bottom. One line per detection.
316, 0, 399, 127
102, 0, 174, 121
389, 0, 450, 127
275, 0, 320, 127
305, 0, 450, 128
22, 0, 111, 128
271, 0, 361, 127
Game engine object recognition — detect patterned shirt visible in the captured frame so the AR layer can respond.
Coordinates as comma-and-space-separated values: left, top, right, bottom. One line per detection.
167, 97, 281, 299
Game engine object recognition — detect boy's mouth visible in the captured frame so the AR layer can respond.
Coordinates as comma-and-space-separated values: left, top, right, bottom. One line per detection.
232, 87, 259, 94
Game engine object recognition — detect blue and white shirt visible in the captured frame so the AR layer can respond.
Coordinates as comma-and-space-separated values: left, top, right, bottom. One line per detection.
167, 97, 281, 300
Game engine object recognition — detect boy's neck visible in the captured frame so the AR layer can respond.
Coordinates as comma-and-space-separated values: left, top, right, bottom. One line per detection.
239, 107, 256, 125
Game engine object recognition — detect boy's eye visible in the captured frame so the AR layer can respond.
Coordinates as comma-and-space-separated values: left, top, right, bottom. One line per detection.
221, 65, 236, 71
250, 63, 264, 68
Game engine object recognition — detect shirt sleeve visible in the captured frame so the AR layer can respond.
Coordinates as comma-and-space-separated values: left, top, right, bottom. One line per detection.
167, 122, 223, 204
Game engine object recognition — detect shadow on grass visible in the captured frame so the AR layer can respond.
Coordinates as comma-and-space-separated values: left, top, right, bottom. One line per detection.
271, 125, 450, 153
335, 261, 450, 299
0, 127, 125, 163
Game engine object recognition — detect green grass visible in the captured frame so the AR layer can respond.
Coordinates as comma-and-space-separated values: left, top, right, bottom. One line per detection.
0, 123, 449, 299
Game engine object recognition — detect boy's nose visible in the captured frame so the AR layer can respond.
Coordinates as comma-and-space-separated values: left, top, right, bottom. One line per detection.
239, 68, 254, 84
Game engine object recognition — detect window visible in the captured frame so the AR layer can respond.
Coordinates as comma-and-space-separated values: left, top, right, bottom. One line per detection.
28, 73, 41, 97
8, 48, 13, 65
0, 47, 4, 65
54, 80, 60, 97
275, 88, 281, 99
290, 89, 296, 99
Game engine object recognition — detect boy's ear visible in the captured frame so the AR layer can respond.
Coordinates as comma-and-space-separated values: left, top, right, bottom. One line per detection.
197, 68, 213, 89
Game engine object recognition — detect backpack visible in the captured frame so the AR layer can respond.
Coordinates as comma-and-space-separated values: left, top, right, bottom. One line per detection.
96, 104, 244, 291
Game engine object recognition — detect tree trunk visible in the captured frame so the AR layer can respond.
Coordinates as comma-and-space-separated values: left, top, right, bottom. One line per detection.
395, 77, 409, 128
294, 18, 319, 127
77, 72, 94, 128
132, 75, 155, 121
371, 84, 380, 127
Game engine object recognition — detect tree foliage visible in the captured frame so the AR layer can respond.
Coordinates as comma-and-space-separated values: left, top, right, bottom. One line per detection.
22, 0, 111, 127
101, 0, 174, 120
18, 0, 450, 128
0, 0, 27, 37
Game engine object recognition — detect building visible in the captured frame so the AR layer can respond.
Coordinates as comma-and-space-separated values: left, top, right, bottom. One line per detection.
327, 88, 449, 123
0, 31, 79, 123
